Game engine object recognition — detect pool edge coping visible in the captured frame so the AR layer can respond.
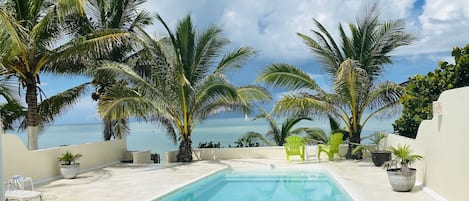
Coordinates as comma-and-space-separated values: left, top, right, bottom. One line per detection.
148, 165, 230, 201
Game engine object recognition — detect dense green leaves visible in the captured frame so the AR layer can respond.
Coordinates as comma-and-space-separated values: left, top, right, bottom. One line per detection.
393, 45, 469, 138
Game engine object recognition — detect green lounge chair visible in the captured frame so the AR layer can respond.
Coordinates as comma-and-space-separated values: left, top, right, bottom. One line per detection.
317, 133, 343, 161
284, 135, 306, 162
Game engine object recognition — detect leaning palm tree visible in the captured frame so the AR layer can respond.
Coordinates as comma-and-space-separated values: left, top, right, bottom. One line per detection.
249, 109, 312, 146
97, 15, 271, 162
258, 4, 414, 159
82, 0, 153, 140
0, 0, 132, 149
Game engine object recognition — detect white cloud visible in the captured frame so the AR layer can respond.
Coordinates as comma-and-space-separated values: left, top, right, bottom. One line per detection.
146, 0, 458, 62
142, 0, 469, 68
398, 0, 469, 55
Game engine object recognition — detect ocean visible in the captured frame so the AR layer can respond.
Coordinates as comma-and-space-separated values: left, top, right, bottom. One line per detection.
11, 117, 396, 155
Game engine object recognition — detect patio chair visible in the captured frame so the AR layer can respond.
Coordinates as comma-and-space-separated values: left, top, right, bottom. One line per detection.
5, 190, 43, 201
5, 175, 42, 201
284, 135, 306, 162
317, 133, 343, 161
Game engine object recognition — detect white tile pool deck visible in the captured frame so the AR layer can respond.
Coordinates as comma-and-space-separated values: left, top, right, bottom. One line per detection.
36, 159, 437, 201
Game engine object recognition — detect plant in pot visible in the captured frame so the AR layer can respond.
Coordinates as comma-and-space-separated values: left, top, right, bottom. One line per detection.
58, 151, 82, 179
352, 132, 391, 166
384, 144, 423, 192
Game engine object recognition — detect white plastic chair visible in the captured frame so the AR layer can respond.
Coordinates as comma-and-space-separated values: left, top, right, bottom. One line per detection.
5, 175, 42, 201
5, 190, 42, 201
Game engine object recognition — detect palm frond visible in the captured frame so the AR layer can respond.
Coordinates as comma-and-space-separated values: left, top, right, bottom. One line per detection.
49, 30, 133, 70
296, 127, 328, 144
215, 47, 256, 73
237, 131, 273, 146
258, 63, 320, 91
273, 93, 331, 117
0, 100, 26, 130
99, 84, 169, 121
38, 82, 90, 125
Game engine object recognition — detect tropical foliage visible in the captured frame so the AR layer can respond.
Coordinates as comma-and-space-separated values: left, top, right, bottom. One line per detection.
57, 150, 82, 165
0, 0, 132, 149
244, 109, 312, 146
81, 0, 153, 140
298, 115, 348, 145
198, 141, 222, 148
97, 15, 270, 162
258, 4, 414, 159
233, 131, 272, 147
393, 45, 469, 138
384, 144, 423, 174
352, 131, 388, 154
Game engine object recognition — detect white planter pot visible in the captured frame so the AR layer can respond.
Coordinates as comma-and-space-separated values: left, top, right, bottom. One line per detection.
386, 168, 416, 192
60, 163, 80, 179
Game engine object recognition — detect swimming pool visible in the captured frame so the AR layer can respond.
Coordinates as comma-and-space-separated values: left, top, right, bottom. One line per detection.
156, 169, 353, 201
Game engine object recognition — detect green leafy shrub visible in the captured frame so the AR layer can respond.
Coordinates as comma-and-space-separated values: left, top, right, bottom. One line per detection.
58, 151, 82, 165
394, 45, 469, 138
198, 141, 222, 148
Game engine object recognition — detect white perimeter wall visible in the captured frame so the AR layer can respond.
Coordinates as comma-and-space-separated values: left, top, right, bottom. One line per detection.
1, 134, 125, 184
165, 145, 349, 163
385, 86, 469, 201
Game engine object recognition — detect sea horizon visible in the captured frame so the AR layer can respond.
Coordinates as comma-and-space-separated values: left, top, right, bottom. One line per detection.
9, 116, 397, 155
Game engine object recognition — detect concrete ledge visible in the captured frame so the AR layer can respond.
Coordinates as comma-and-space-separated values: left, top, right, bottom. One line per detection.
165, 145, 349, 163
132, 150, 152, 164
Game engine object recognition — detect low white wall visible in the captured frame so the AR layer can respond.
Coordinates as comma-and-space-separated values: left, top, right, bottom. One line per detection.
165, 145, 349, 163
385, 86, 469, 201
1, 134, 125, 184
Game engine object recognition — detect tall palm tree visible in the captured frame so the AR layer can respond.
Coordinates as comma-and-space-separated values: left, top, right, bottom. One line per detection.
97, 15, 271, 162
248, 109, 312, 146
0, 0, 132, 149
82, 0, 153, 140
258, 4, 414, 159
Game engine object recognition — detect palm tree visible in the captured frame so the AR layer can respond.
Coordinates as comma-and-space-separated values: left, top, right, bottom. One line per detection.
258, 4, 414, 159
0, 0, 132, 149
249, 109, 312, 146
97, 15, 271, 162
82, 0, 153, 140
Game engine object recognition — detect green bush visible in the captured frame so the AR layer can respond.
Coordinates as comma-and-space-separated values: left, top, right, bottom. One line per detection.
393, 45, 469, 138
197, 141, 222, 148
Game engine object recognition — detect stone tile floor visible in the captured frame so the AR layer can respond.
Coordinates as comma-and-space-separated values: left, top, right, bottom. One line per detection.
36, 159, 436, 201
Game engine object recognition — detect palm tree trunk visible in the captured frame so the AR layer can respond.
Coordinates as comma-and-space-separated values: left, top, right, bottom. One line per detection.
25, 79, 39, 150
345, 124, 363, 159
177, 134, 193, 162
103, 120, 113, 141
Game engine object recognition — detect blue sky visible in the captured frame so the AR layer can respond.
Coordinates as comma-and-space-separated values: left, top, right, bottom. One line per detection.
39, 0, 469, 124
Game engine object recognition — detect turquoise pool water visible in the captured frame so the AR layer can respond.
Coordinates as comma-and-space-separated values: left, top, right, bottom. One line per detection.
156, 169, 352, 201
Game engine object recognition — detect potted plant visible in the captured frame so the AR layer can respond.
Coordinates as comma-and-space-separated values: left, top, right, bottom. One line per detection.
58, 151, 82, 179
384, 144, 423, 192
352, 132, 391, 166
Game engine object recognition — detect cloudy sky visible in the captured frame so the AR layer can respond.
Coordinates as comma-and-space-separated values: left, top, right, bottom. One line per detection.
43, 0, 469, 124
